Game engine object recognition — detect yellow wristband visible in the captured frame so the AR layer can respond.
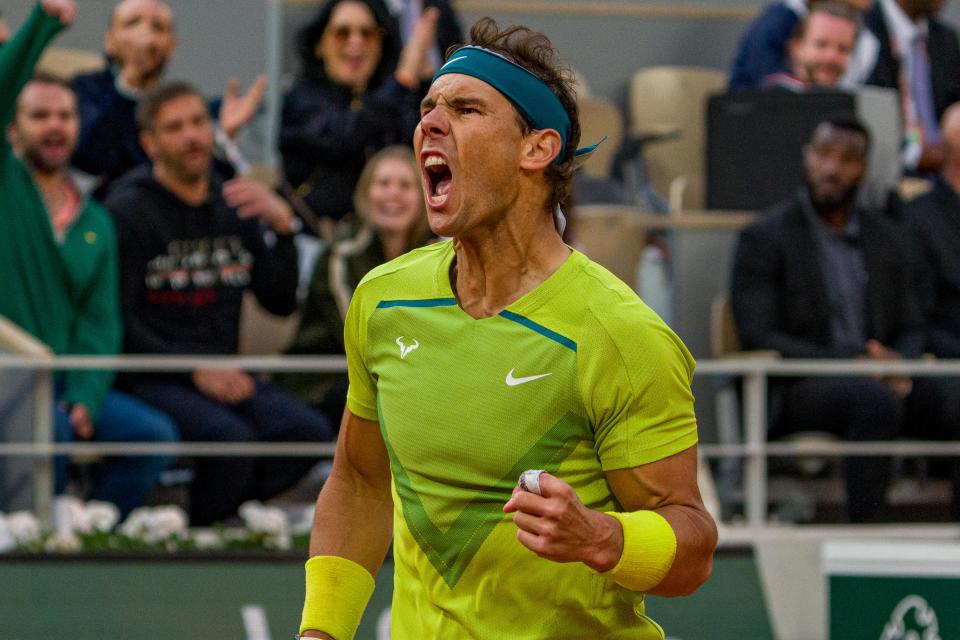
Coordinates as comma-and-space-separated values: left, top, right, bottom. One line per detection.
602, 510, 677, 592
300, 555, 376, 639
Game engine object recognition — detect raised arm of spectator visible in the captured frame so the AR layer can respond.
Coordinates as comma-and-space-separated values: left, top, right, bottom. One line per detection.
61, 218, 122, 423
223, 177, 300, 317
0, 3, 71, 136
279, 78, 421, 164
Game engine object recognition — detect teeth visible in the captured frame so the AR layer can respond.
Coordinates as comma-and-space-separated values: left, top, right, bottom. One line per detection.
430, 195, 445, 204
424, 155, 447, 168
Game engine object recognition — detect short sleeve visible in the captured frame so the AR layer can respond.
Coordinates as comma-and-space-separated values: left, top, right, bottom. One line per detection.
343, 284, 378, 421
578, 303, 698, 471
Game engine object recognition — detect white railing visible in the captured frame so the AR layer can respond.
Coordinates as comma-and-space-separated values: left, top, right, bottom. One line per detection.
2, 354, 959, 526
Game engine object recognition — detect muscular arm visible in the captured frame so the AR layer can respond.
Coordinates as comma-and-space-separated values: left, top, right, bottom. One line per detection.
300, 409, 393, 639
606, 445, 717, 597
506, 445, 717, 598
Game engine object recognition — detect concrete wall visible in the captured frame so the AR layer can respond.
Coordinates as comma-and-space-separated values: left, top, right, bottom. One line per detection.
5, 1, 960, 107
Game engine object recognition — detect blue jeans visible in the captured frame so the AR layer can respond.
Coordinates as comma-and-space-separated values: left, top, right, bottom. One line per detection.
55, 390, 179, 518
131, 379, 333, 525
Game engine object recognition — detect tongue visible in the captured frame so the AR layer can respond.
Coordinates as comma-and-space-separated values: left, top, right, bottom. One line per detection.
435, 178, 452, 196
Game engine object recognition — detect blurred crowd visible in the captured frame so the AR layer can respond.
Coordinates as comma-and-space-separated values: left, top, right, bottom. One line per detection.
2, 0, 960, 525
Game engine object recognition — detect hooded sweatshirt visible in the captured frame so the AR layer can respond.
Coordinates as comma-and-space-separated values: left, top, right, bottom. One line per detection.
0, 5, 120, 420
106, 166, 298, 360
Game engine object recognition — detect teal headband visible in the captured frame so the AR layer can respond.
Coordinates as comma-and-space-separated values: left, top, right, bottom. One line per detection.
434, 46, 595, 164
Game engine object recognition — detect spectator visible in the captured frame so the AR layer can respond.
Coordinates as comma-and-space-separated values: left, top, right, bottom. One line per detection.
730, 117, 939, 522
0, 1, 178, 518
107, 81, 333, 525
729, 0, 875, 91
762, 2, 860, 91
71, 0, 265, 197
279, 0, 437, 239
862, 0, 960, 173
379, 0, 462, 74
277, 145, 433, 424
905, 102, 960, 517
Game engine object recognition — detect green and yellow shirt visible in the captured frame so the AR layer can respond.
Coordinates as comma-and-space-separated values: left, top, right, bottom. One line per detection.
346, 241, 698, 639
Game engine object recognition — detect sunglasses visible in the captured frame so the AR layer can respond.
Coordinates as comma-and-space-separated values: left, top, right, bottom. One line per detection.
328, 24, 385, 44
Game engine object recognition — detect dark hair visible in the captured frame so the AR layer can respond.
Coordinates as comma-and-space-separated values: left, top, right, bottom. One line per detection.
454, 18, 581, 211
816, 115, 872, 152
297, 0, 400, 86
794, 1, 861, 40
136, 80, 204, 132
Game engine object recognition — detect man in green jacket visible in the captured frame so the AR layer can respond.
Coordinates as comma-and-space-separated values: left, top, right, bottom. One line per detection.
1, 0, 177, 517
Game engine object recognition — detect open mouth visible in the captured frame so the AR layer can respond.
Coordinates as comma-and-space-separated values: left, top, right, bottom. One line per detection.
424, 155, 452, 207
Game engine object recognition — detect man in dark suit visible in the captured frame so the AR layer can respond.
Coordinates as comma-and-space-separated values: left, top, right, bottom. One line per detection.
905, 102, 960, 518
863, 0, 960, 173
731, 117, 937, 522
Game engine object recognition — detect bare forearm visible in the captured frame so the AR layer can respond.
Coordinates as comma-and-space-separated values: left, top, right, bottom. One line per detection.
647, 504, 717, 597
309, 461, 393, 576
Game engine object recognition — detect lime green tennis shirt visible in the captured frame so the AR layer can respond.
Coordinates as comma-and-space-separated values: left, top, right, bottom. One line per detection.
344, 241, 698, 639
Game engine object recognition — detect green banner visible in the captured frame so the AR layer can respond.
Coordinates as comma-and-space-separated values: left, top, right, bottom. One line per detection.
830, 575, 960, 639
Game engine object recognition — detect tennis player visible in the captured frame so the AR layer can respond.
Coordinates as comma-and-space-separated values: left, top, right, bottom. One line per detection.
298, 17, 717, 640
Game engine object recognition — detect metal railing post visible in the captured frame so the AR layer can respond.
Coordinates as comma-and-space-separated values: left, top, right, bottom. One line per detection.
31, 370, 54, 526
743, 368, 768, 525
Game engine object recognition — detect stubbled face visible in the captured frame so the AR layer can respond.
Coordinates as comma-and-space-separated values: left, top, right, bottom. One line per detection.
106, 0, 176, 76
414, 73, 527, 238
804, 124, 868, 211
791, 12, 857, 87
366, 157, 423, 234
317, 1, 383, 89
143, 94, 214, 183
9, 81, 79, 174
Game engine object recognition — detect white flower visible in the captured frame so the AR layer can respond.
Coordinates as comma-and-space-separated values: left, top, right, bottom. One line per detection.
84, 502, 120, 533
150, 506, 188, 541
6, 511, 42, 546
238, 501, 291, 550
53, 496, 90, 535
192, 529, 223, 550
239, 501, 289, 537
44, 532, 81, 552
119, 506, 188, 544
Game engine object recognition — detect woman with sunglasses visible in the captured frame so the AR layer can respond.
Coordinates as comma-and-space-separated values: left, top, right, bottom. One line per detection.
280, 0, 438, 239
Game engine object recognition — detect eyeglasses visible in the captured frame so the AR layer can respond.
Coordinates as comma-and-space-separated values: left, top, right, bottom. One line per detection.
327, 24, 385, 44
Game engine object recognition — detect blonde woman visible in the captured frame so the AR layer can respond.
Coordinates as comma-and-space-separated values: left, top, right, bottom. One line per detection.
279, 146, 433, 423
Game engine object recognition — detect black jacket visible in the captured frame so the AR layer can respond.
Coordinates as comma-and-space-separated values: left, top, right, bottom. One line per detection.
731, 192, 924, 358
906, 175, 960, 357
863, 3, 960, 122
106, 166, 298, 357
280, 0, 422, 224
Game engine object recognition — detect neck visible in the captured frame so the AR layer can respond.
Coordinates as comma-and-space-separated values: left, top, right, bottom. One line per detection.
153, 164, 209, 205
30, 165, 69, 211
451, 203, 569, 319
816, 205, 852, 231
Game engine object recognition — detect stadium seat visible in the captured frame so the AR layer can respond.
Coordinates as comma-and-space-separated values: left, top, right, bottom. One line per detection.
577, 97, 625, 180
36, 47, 104, 78
628, 66, 726, 210
238, 291, 300, 356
